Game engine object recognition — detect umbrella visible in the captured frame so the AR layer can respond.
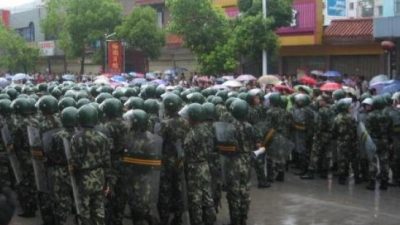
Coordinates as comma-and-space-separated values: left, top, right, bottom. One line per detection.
294, 85, 313, 95
128, 72, 144, 78
274, 84, 294, 93
369, 74, 389, 86
299, 75, 317, 86
131, 78, 147, 85
145, 72, 156, 80
223, 80, 242, 88
323, 71, 342, 77
111, 75, 126, 83
150, 79, 167, 85
380, 80, 400, 94
343, 86, 357, 96
12, 73, 31, 81
248, 88, 264, 96
310, 70, 324, 76
320, 82, 342, 91
222, 75, 235, 81
258, 75, 280, 85
94, 77, 110, 85
236, 74, 256, 82
62, 74, 76, 81
212, 84, 229, 90
0, 78, 9, 88
215, 78, 225, 84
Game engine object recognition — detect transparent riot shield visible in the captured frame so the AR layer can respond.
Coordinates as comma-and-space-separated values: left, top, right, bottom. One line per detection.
357, 122, 376, 161
1, 124, 22, 183
62, 137, 81, 215
27, 126, 49, 193
268, 133, 295, 161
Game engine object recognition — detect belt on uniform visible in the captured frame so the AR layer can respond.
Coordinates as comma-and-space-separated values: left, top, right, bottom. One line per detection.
31, 148, 44, 160
122, 156, 161, 167
393, 126, 400, 133
217, 145, 237, 153
294, 123, 306, 130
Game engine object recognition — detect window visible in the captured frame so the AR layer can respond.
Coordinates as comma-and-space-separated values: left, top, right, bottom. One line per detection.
349, 2, 354, 10
377, 5, 383, 16
396, 0, 400, 15
157, 11, 163, 28
15, 22, 35, 42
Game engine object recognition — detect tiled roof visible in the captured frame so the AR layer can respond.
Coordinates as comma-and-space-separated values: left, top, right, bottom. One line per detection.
324, 18, 373, 42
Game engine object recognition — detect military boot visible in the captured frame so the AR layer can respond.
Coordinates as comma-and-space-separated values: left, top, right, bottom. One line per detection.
301, 171, 314, 180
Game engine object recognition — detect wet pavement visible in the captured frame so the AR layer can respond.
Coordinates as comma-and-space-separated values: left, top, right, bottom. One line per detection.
10, 172, 400, 225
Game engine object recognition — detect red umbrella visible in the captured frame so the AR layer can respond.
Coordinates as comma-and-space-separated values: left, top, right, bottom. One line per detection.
299, 75, 317, 86
274, 84, 294, 94
320, 82, 342, 91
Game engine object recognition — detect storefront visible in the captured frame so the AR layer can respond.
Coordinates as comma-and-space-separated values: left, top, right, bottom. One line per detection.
278, 0, 384, 79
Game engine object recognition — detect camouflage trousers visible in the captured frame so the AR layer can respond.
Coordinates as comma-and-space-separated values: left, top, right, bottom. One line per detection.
224, 154, 251, 225
158, 163, 185, 224
185, 162, 216, 225
337, 146, 359, 179
252, 152, 267, 184
208, 152, 222, 211
369, 139, 390, 182
105, 177, 126, 225
0, 157, 13, 188
390, 136, 400, 183
77, 169, 106, 225
50, 167, 73, 225
308, 134, 331, 174
16, 165, 37, 215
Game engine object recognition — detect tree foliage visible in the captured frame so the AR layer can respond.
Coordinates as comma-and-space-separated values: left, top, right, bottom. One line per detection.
0, 24, 39, 73
116, 6, 165, 60
167, 0, 293, 75
42, 0, 123, 74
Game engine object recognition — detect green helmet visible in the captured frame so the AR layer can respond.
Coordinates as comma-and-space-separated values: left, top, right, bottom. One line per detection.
61, 107, 78, 128
228, 91, 239, 98
180, 90, 192, 102
124, 87, 139, 97
58, 97, 76, 111
332, 89, 346, 101
6, 88, 18, 100
211, 96, 223, 105
124, 97, 144, 110
124, 109, 148, 130
187, 92, 205, 104
64, 90, 77, 99
206, 95, 214, 103
156, 86, 166, 98
202, 102, 216, 121
238, 92, 251, 104
89, 86, 100, 98
216, 90, 228, 101
51, 88, 62, 99
78, 105, 98, 128
280, 96, 288, 109
95, 93, 113, 104
97, 85, 113, 94
144, 99, 159, 114
163, 93, 182, 113
230, 99, 249, 121
269, 92, 281, 107
0, 99, 12, 116
37, 83, 48, 93
142, 85, 156, 99
294, 94, 311, 107
225, 97, 238, 109
187, 103, 204, 122
112, 89, 124, 99
372, 95, 386, 110
100, 98, 123, 118
382, 93, 393, 106
89, 102, 104, 121
11, 98, 30, 115
336, 98, 351, 113
76, 91, 89, 100
37, 95, 59, 115
77, 98, 91, 108
13, 85, 22, 93
360, 93, 371, 103
22, 86, 34, 95
0, 94, 10, 100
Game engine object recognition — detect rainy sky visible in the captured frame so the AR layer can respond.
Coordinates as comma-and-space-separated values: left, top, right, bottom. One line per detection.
0, 0, 36, 9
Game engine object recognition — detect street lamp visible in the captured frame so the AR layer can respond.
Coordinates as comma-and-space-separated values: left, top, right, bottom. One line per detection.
262, 0, 268, 75
104, 32, 116, 73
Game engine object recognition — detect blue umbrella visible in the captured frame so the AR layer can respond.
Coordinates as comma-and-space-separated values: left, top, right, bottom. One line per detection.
380, 80, 400, 94
131, 78, 147, 85
150, 79, 167, 85
323, 71, 342, 77
62, 74, 76, 81
369, 74, 389, 86
111, 75, 126, 83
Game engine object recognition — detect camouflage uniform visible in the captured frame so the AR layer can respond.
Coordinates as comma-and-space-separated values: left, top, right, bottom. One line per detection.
331, 112, 359, 183
37, 114, 62, 225
215, 105, 234, 122
183, 123, 216, 225
308, 106, 333, 176
225, 119, 257, 225
70, 129, 112, 225
365, 109, 392, 186
158, 115, 188, 225
0, 116, 14, 188
103, 118, 128, 225
12, 114, 37, 216
357, 107, 370, 181
148, 113, 161, 134
385, 106, 400, 184
48, 128, 75, 225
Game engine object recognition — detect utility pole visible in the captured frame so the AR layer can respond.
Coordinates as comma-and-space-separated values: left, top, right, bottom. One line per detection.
262, 0, 268, 75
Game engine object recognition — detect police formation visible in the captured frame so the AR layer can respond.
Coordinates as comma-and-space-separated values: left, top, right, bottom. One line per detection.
0, 81, 399, 225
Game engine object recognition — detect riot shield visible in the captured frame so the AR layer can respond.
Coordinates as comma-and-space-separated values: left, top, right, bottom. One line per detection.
357, 122, 376, 161
213, 122, 238, 155
1, 124, 22, 184
42, 128, 61, 153
268, 133, 295, 161
27, 126, 49, 193
62, 137, 82, 215
122, 131, 162, 220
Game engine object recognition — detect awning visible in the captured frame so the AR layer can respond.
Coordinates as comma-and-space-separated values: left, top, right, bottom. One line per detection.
324, 18, 374, 43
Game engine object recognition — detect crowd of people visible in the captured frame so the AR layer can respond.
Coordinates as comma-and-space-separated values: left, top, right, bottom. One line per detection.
0, 73, 398, 225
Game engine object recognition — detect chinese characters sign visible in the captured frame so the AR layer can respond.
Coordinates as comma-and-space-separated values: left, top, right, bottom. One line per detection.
108, 41, 123, 73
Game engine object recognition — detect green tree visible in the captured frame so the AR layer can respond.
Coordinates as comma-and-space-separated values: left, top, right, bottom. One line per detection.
42, 0, 122, 74
116, 6, 165, 60
0, 25, 39, 73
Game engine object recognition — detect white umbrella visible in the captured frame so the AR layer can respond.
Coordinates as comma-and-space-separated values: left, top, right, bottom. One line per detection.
0, 78, 9, 88
12, 73, 31, 81
223, 80, 242, 88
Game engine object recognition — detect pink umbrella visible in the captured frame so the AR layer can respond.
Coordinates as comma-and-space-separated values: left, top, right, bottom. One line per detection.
236, 74, 256, 82
320, 82, 342, 91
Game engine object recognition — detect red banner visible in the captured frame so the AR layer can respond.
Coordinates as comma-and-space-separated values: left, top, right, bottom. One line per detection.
108, 41, 123, 73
